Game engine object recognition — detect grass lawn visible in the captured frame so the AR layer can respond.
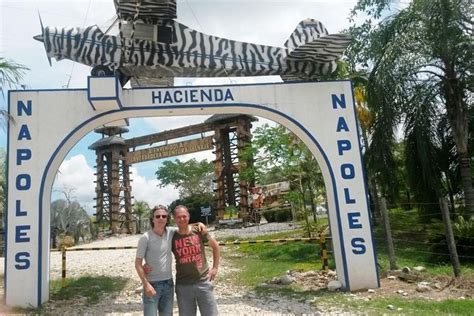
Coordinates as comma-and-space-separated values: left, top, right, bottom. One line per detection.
316, 294, 474, 315
224, 221, 474, 314
49, 275, 128, 304
0, 275, 129, 314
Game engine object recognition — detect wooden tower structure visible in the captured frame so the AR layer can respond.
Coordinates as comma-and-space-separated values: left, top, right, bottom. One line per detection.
90, 115, 257, 233
89, 126, 133, 234
208, 115, 255, 221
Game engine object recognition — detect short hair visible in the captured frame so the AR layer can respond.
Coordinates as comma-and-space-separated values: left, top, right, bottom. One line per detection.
149, 205, 168, 228
173, 205, 189, 216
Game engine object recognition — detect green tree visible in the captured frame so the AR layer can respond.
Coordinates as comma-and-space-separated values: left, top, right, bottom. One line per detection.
133, 200, 150, 233
155, 158, 214, 198
50, 189, 91, 247
0, 57, 29, 128
349, 0, 473, 216
0, 57, 29, 90
0, 148, 5, 231
0, 57, 29, 244
169, 193, 216, 224
241, 124, 325, 232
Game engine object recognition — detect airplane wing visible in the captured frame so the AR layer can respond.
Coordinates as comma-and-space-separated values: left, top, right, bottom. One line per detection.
130, 76, 174, 87
114, 0, 177, 23
286, 34, 351, 63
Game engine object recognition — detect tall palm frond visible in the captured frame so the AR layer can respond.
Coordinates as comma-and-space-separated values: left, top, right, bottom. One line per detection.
0, 57, 29, 129
0, 57, 29, 93
349, 0, 473, 216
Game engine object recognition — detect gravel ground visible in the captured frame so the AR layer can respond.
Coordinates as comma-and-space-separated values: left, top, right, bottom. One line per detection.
1, 222, 327, 315
212, 222, 300, 240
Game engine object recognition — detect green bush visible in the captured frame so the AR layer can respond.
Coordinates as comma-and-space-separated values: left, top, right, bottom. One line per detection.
169, 193, 216, 224
429, 216, 474, 263
454, 216, 474, 237
262, 210, 275, 222
275, 208, 293, 222
262, 207, 292, 222
453, 216, 474, 262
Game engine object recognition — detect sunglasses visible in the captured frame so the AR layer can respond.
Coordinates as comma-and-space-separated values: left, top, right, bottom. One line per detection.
154, 215, 168, 219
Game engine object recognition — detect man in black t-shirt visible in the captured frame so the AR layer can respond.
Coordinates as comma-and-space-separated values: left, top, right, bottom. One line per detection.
172, 205, 219, 316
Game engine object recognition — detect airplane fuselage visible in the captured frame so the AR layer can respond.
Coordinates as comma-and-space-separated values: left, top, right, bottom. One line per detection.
37, 20, 336, 82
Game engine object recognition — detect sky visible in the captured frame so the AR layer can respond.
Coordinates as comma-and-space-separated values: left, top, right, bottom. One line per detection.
0, 0, 361, 214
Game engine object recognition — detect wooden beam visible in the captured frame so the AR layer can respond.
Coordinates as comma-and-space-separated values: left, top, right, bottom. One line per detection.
127, 136, 214, 163
125, 117, 250, 148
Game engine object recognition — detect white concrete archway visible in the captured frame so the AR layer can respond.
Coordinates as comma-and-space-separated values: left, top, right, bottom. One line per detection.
6, 77, 379, 307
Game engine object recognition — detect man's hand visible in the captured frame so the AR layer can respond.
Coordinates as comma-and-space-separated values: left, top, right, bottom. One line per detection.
207, 237, 220, 282
208, 267, 218, 281
191, 222, 209, 235
143, 263, 152, 274
197, 222, 208, 234
143, 282, 156, 298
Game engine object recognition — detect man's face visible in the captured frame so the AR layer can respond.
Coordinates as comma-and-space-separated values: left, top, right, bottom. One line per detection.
174, 208, 190, 228
153, 208, 168, 227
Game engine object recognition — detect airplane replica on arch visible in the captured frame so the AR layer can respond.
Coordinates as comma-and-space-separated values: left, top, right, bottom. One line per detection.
34, 0, 351, 86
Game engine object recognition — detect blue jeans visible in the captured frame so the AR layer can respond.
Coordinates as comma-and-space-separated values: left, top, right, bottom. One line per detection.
175, 280, 218, 316
143, 279, 174, 316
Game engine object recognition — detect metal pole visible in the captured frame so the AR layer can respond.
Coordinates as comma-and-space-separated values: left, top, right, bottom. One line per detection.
439, 198, 461, 277
380, 198, 397, 270
61, 247, 67, 287
319, 233, 328, 271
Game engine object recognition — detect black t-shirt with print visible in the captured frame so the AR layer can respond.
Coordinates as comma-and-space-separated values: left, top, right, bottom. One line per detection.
172, 228, 210, 284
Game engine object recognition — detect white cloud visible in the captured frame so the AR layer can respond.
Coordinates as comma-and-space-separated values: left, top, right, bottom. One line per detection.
179, 149, 215, 163
130, 166, 179, 207
252, 116, 278, 130
178, 1, 357, 47
52, 154, 95, 212
142, 115, 211, 132
175, 76, 282, 87
52, 154, 181, 214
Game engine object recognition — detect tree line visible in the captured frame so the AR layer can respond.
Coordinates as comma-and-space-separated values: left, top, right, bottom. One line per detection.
343, 0, 473, 220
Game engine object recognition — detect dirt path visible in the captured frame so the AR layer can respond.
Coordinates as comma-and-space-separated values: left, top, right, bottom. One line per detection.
0, 228, 324, 315
1, 225, 472, 314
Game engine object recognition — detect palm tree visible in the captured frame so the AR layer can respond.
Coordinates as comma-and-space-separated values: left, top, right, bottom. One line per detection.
0, 58, 29, 252
0, 57, 29, 128
0, 149, 5, 234
133, 200, 150, 233
0, 57, 29, 90
349, 0, 473, 216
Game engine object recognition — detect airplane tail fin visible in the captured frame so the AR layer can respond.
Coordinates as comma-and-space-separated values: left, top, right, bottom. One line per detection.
284, 19, 351, 64
284, 18, 328, 50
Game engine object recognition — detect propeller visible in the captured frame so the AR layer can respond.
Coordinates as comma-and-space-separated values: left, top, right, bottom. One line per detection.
33, 12, 52, 66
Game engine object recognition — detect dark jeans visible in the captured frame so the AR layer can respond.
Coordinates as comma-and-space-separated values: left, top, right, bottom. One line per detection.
143, 279, 174, 316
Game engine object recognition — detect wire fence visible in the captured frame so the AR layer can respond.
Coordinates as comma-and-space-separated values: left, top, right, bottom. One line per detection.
372, 198, 473, 276
53, 236, 332, 287
376, 202, 474, 237
374, 240, 474, 259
